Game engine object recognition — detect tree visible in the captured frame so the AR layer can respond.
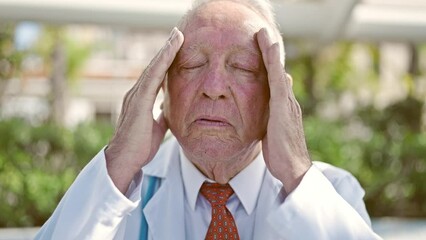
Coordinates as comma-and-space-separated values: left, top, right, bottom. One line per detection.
35, 26, 92, 125
0, 23, 23, 105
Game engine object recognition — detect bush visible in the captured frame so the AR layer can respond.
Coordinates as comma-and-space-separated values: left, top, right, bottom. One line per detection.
304, 96, 426, 217
0, 118, 113, 227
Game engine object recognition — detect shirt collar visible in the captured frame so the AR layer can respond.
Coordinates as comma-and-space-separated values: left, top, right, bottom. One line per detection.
180, 147, 266, 215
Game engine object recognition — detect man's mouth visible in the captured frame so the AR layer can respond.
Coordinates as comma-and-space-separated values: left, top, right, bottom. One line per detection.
195, 116, 231, 127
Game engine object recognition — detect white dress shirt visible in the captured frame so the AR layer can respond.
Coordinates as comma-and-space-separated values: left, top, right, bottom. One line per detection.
180, 148, 266, 240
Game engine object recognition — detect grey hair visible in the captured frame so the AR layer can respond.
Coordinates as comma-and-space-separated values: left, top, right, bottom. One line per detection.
177, 0, 285, 63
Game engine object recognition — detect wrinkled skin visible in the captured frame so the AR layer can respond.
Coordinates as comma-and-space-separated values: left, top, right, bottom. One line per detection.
163, 2, 270, 183
106, 1, 311, 194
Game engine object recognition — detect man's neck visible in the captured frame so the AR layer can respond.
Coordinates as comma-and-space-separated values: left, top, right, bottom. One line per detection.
183, 143, 262, 184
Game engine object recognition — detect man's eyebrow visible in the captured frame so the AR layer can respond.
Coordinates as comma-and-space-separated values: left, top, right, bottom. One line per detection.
178, 52, 202, 68
180, 43, 203, 54
177, 44, 205, 68
231, 40, 262, 56
230, 43, 261, 57
178, 41, 261, 62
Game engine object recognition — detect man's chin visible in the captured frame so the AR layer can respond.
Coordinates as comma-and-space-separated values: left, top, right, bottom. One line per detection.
178, 134, 236, 156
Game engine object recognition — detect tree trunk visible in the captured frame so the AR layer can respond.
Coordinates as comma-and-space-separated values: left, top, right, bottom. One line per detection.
50, 37, 68, 125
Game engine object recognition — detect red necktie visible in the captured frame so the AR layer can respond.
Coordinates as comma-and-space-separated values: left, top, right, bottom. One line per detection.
200, 182, 240, 240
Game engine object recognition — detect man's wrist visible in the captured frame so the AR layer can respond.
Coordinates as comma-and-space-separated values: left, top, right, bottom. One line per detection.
105, 145, 143, 194
277, 158, 312, 193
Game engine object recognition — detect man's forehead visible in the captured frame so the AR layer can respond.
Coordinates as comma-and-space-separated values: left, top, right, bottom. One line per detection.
180, 28, 261, 57
184, 1, 268, 33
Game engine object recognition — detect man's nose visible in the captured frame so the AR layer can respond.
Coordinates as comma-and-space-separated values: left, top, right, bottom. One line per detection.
201, 66, 230, 100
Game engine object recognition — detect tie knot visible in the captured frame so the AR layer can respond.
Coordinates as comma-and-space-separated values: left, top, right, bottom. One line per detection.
200, 182, 234, 206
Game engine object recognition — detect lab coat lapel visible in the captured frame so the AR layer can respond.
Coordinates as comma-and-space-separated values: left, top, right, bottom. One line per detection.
253, 169, 284, 240
142, 138, 186, 240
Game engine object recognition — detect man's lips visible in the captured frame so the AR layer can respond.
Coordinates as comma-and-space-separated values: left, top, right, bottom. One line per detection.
194, 116, 231, 127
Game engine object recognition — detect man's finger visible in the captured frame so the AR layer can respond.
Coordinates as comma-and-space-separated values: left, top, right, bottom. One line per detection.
116, 87, 135, 129
256, 28, 289, 100
257, 28, 272, 66
138, 27, 184, 97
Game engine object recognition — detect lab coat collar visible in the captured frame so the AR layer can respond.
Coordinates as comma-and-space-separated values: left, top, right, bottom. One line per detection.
142, 137, 186, 240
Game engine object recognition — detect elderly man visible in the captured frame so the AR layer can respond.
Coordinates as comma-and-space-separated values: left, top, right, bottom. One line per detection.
36, 0, 381, 239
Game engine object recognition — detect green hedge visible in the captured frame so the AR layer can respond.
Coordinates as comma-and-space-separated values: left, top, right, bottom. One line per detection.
305, 97, 426, 217
0, 119, 114, 227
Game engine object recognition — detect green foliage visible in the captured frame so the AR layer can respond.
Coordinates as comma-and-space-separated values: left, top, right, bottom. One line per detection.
293, 40, 426, 218
356, 98, 426, 217
304, 97, 426, 217
64, 36, 93, 84
312, 43, 353, 100
34, 26, 93, 84
0, 118, 113, 227
0, 23, 23, 81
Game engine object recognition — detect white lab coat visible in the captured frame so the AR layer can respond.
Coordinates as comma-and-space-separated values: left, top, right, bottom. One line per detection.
35, 137, 381, 240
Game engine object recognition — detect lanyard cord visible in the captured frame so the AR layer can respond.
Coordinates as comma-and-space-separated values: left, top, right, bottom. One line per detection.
139, 176, 159, 240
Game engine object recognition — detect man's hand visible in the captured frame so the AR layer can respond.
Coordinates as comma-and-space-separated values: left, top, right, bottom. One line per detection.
257, 28, 312, 194
105, 28, 184, 193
